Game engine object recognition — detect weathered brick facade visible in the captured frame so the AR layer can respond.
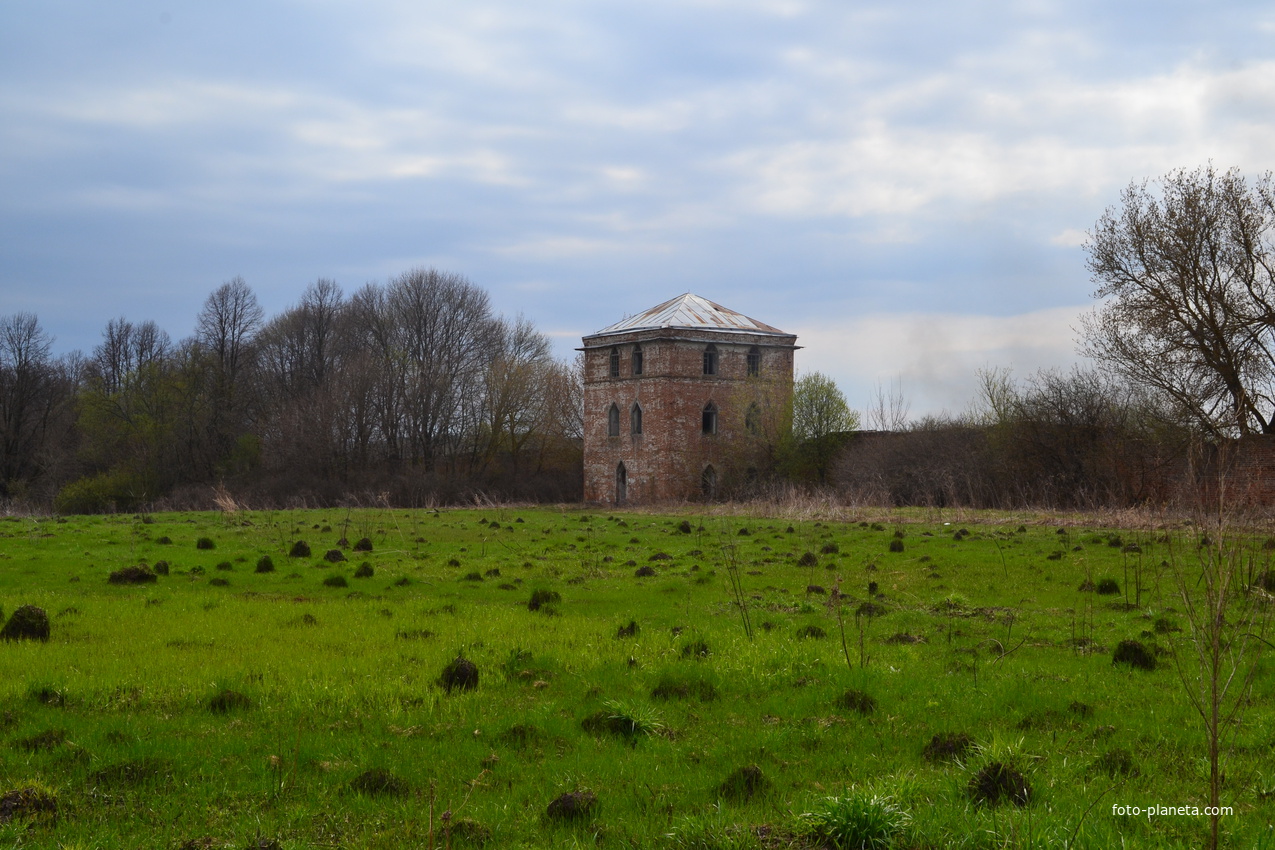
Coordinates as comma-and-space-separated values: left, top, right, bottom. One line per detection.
580, 294, 798, 504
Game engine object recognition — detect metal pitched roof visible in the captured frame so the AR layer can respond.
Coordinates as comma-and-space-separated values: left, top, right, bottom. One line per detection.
589, 293, 790, 337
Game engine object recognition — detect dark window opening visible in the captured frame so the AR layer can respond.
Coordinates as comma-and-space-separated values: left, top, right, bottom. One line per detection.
702, 402, 718, 435
616, 462, 627, 504
631, 403, 643, 435
607, 403, 620, 437
747, 346, 761, 377
745, 402, 761, 435
702, 344, 718, 376
632, 344, 643, 376
609, 347, 620, 378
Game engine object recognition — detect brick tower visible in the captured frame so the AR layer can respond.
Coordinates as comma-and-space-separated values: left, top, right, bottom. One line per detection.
580, 293, 798, 504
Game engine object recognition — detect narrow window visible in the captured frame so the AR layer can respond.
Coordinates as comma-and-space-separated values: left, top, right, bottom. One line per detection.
702, 344, 718, 376
609, 347, 620, 378
701, 465, 717, 500
632, 344, 644, 376
745, 402, 761, 435
747, 346, 761, 377
616, 462, 627, 504
631, 402, 643, 435
702, 402, 718, 435
607, 403, 620, 437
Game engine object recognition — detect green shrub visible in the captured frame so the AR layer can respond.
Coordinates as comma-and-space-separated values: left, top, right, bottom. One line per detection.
54, 471, 146, 515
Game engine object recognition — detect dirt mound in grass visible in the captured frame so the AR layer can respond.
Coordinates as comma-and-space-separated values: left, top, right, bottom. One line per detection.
651, 675, 717, 701
439, 656, 479, 693
1112, 639, 1156, 670
923, 731, 974, 763
795, 624, 826, 639
349, 767, 409, 797
837, 689, 876, 715
288, 541, 311, 558
528, 589, 561, 612
634, 565, 656, 577
498, 723, 545, 749
0, 786, 57, 823
2, 605, 50, 642
717, 764, 770, 801
680, 639, 710, 659
446, 818, 490, 845
968, 762, 1032, 807
353, 537, 374, 552
208, 689, 252, 714
323, 549, 346, 563
17, 729, 67, 752
546, 790, 596, 822
91, 756, 168, 787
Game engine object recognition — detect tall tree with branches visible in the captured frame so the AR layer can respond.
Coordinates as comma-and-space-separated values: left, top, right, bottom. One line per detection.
1081, 165, 1275, 438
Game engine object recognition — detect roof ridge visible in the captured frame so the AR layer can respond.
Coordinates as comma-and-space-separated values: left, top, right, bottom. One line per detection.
588, 293, 789, 337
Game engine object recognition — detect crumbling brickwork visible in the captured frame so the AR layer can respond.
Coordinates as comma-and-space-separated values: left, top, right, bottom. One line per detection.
580, 295, 797, 504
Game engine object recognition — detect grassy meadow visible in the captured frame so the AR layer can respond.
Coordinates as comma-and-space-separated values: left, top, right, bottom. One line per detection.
0, 506, 1272, 849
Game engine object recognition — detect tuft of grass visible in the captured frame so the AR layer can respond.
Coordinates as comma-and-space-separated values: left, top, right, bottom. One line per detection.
794, 792, 910, 849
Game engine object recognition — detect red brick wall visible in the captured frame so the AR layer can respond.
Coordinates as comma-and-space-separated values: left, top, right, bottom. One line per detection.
581, 329, 795, 504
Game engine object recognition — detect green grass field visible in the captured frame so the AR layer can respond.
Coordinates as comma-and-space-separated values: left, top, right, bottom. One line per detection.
0, 507, 1272, 849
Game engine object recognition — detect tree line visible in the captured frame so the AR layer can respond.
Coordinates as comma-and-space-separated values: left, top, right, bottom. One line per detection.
5, 164, 1270, 513
0, 269, 584, 512
835, 165, 1275, 511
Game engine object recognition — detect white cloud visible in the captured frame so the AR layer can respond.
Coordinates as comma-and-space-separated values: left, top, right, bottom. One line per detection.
795, 306, 1088, 417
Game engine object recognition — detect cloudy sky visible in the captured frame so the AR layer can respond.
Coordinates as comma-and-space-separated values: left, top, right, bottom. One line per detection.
3, 1, 1273, 417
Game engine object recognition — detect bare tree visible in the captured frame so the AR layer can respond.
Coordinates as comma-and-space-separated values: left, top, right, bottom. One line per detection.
866, 377, 911, 431
196, 276, 265, 387
0, 313, 64, 496
1081, 165, 1275, 438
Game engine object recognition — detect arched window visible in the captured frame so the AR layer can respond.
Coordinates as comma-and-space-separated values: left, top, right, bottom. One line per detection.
616, 462, 627, 504
701, 465, 718, 500
607, 403, 620, 437
609, 347, 620, 378
632, 344, 644, 376
747, 346, 761, 377
745, 402, 761, 435
702, 402, 718, 435
630, 402, 643, 435
702, 344, 718, 376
